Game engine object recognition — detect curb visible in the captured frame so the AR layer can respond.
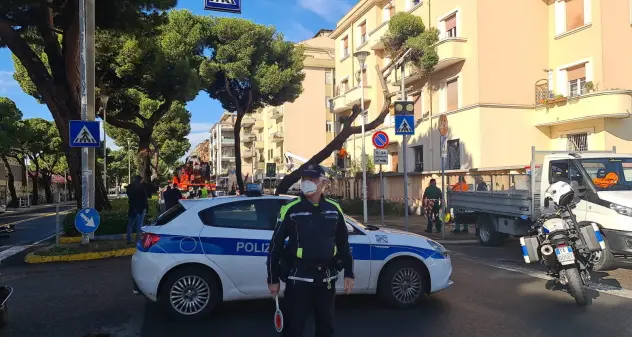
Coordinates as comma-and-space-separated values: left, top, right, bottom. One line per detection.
59, 234, 136, 244
24, 247, 136, 264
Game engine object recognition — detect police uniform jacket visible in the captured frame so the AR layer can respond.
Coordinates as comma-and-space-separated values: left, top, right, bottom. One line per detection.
266, 194, 354, 284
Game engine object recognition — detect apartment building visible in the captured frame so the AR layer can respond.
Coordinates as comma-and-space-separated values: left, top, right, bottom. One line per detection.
241, 29, 337, 180
330, 0, 632, 174
209, 112, 237, 176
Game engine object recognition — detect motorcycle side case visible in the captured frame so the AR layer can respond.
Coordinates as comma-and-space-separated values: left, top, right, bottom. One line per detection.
520, 236, 540, 263
579, 222, 606, 252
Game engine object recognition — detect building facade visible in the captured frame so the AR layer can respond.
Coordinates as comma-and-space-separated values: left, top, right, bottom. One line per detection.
209, 112, 237, 176
331, 0, 632, 175
239, 29, 337, 181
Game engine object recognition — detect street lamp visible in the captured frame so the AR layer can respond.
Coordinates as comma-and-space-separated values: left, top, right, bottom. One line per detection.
100, 94, 110, 192
354, 50, 370, 224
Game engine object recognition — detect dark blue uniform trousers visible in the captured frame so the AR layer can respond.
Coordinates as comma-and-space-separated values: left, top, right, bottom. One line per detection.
282, 281, 336, 337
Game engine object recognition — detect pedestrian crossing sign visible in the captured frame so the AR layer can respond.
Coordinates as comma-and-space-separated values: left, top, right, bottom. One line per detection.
204, 0, 241, 13
394, 115, 414, 135
69, 120, 101, 148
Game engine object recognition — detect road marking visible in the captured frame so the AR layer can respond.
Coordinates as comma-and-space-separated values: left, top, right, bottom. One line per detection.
0, 210, 72, 263
453, 252, 632, 300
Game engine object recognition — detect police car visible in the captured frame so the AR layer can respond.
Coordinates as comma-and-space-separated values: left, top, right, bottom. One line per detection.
131, 187, 453, 320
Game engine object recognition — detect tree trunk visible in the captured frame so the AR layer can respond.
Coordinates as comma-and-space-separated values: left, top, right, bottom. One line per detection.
31, 159, 39, 205
0, 155, 18, 208
138, 135, 153, 184
233, 113, 246, 194
42, 171, 54, 204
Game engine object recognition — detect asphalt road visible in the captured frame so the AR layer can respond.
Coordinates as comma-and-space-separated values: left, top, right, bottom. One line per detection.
0, 205, 75, 251
2, 252, 632, 337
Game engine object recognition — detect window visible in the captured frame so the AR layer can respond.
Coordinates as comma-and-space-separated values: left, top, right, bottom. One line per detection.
153, 203, 186, 226
389, 4, 396, 18
341, 36, 349, 58
390, 151, 399, 172
566, 0, 585, 31
326, 121, 333, 133
359, 21, 367, 45
566, 132, 588, 151
413, 145, 423, 172
407, 0, 421, 10
268, 149, 273, 160
446, 78, 459, 111
567, 64, 586, 97
341, 78, 349, 92
447, 139, 460, 170
325, 71, 333, 84
444, 14, 457, 38
198, 200, 284, 230
325, 96, 331, 108
358, 68, 367, 85
413, 93, 422, 121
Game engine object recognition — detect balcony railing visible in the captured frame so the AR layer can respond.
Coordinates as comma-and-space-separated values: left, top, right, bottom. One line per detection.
254, 120, 264, 130
221, 137, 235, 145
256, 162, 266, 170
242, 117, 255, 126
434, 37, 467, 72
242, 150, 253, 158
270, 108, 284, 119
271, 131, 284, 142
255, 141, 264, 149
344, 85, 371, 108
241, 132, 256, 143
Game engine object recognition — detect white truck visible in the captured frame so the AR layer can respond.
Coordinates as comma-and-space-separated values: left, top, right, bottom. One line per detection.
447, 147, 632, 271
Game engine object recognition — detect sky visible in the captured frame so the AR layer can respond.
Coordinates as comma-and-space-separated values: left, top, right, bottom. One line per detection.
0, 0, 354, 156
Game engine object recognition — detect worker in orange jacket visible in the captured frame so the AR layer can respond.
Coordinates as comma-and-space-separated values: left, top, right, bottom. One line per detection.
451, 176, 469, 234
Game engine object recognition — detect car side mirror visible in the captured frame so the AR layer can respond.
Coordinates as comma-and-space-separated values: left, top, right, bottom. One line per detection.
570, 180, 580, 192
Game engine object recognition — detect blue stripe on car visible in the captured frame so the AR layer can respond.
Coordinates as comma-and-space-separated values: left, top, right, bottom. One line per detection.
138, 234, 446, 260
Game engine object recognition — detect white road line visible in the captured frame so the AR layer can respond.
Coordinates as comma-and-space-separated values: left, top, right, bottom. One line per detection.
453, 252, 632, 300
0, 231, 62, 264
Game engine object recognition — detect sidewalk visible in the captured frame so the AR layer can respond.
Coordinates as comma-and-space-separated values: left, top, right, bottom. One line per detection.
0, 201, 76, 216
350, 215, 479, 244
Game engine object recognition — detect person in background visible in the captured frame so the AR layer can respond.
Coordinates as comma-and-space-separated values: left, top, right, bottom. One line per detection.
200, 186, 209, 198
422, 179, 443, 234
451, 176, 470, 234
126, 175, 149, 244
163, 183, 183, 211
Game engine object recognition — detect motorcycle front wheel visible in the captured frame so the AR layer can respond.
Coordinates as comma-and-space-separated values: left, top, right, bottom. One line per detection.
566, 267, 588, 306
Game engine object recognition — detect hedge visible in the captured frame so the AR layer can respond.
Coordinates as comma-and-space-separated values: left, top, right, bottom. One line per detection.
63, 198, 160, 237
338, 199, 405, 217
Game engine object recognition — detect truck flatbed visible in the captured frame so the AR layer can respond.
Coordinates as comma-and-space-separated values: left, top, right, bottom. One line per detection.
447, 189, 533, 219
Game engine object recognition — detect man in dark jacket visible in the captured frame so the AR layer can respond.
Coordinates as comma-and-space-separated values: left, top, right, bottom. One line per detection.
163, 183, 183, 211
267, 164, 354, 337
126, 175, 149, 244
423, 178, 443, 233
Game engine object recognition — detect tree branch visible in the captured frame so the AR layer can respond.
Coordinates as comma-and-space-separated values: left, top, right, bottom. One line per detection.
37, 5, 66, 84
147, 98, 173, 127
224, 77, 242, 114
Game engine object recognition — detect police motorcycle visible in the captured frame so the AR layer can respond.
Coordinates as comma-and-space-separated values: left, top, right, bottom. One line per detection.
519, 181, 606, 306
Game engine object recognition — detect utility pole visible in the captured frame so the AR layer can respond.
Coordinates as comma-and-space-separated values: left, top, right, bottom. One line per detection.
127, 138, 131, 184
101, 95, 109, 193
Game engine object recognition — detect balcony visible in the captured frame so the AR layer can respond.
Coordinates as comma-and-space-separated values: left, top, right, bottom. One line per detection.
256, 162, 266, 170
274, 157, 283, 164
331, 94, 348, 114
221, 137, 235, 145
219, 122, 234, 130
368, 21, 389, 50
241, 132, 256, 143
533, 86, 632, 126
270, 108, 284, 120
390, 62, 422, 86
242, 117, 255, 127
434, 37, 467, 72
270, 131, 284, 142
242, 150, 253, 158
344, 85, 372, 108
221, 153, 235, 161
255, 141, 264, 150
254, 120, 264, 130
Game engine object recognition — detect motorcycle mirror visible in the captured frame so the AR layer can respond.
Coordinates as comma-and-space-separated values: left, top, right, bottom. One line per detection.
544, 197, 550, 208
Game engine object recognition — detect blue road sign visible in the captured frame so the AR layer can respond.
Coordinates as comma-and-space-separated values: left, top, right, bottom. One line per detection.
69, 120, 101, 148
75, 208, 101, 234
204, 0, 241, 13
372, 131, 389, 149
395, 115, 415, 135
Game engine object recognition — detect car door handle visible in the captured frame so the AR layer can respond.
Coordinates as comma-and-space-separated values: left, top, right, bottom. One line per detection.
373, 245, 391, 248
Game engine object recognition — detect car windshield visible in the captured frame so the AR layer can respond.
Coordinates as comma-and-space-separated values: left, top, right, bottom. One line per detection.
578, 157, 632, 191
345, 215, 367, 229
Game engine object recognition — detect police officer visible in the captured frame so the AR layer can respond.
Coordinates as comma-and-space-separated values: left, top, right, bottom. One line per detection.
267, 164, 354, 337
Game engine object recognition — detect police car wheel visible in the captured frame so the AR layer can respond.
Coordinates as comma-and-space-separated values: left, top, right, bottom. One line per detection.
159, 266, 219, 320
378, 260, 426, 308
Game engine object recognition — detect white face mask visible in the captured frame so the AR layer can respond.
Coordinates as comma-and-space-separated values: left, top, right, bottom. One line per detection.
301, 180, 320, 195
